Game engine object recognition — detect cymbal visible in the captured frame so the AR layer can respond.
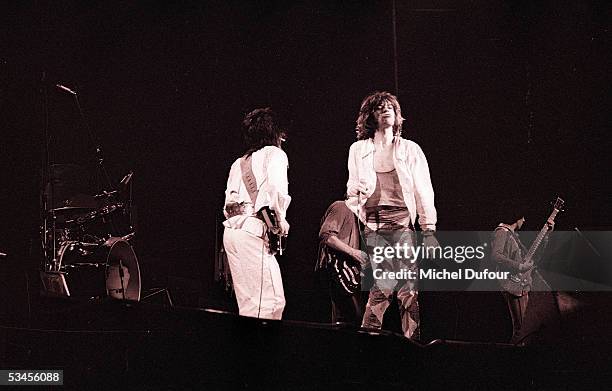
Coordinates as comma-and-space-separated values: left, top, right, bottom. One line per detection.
49, 206, 96, 213
49, 193, 98, 210
94, 190, 119, 199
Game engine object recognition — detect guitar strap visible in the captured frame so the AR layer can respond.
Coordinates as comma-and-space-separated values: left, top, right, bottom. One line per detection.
495, 225, 528, 256
240, 150, 284, 254
240, 156, 259, 205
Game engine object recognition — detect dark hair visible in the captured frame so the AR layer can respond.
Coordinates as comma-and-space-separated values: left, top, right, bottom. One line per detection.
355, 91, 405, 140
242, 107, 284, 156
498, 198, 526, 225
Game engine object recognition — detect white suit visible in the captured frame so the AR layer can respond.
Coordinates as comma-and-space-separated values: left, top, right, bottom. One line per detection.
222, 146, 290, 319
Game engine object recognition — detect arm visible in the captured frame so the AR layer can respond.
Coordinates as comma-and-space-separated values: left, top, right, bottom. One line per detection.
266, 148, 291, 224
411, 144, 437, 231
491, 229, 528, 272
319, 202, 368, 267
324, 235, 368, 267
223, 161, 242, 219
346, 142, 361, 197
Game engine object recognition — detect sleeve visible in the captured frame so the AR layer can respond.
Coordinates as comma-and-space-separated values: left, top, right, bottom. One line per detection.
264, 148, 291, 221
319, 204, 345, 243
223, 160, 242, 219
346, 142, 360, 198
412, 144, 437, 231
491, 229, 523, 272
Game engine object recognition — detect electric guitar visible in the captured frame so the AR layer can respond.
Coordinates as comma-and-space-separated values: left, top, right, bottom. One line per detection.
498, 196, 564, 293
258, 206, 287, 256
327, 249, 361, 294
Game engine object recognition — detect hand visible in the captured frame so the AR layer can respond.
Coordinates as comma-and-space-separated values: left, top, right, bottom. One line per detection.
546, 219, 555, 231
347, 183, 369, 197
351, 249, 369, 268
519, 258, 534, 272
225, 202, 245, 218
279, 220, 290, 235
422, 234, 440, 250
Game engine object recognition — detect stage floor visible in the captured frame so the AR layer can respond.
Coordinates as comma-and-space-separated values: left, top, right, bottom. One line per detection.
2, 297, 611, 390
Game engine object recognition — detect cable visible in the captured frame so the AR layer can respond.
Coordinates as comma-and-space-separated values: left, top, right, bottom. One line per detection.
257, 234, 265, 319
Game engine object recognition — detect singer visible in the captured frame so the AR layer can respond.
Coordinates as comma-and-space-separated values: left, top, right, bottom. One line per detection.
345, 91, 438, 340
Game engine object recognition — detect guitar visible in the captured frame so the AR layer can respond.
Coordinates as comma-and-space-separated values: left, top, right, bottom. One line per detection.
258, 206, 287, 256
327, 250, 361, 294
498, 197, 564, 293
224, 202, 287, 255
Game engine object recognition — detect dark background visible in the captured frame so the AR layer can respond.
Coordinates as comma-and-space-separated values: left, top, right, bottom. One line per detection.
1, 1, 610, 322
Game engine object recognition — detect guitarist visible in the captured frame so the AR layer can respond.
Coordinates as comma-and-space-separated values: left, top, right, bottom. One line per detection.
222, 108, 290, 320
491, 208, 554, 344
317, 200, 369, 326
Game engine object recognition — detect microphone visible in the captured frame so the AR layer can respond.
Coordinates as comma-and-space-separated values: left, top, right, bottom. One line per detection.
55, 84, 77, 95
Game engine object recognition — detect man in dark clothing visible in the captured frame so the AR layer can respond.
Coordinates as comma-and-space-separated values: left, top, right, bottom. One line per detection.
492, 211, 554, 344
317, 200, 369, 325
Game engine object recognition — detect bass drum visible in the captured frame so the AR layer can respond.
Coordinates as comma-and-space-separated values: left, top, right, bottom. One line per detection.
58, 238, 141, 301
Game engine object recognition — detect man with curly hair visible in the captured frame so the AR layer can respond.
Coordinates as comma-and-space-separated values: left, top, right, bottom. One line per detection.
346, 91, 438, 340
222, 108, 290, 320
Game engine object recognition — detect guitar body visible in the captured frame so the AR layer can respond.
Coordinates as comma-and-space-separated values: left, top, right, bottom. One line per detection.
258, 207, 287, 256
327, 250, 361, 295
499, 265, 531, 295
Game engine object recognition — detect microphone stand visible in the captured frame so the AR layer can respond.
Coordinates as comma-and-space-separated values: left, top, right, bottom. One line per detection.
573, 227, 602, 258
118, 259, 126, 300
40, 71, 57, 272
72, 92, 115, 194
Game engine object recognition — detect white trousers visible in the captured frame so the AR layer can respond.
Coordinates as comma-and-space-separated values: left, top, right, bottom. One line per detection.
223, 226, 285, 320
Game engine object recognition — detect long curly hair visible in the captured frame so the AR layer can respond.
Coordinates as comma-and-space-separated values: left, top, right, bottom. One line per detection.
242, 107, 285, 156
355, 91, 404, 140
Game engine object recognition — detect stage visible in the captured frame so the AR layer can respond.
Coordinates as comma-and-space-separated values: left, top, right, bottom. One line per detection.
2, 290, 612, 389
2, 1, 611, 389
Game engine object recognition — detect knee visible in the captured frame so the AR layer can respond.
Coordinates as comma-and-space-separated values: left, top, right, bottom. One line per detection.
370, 288, 393, 301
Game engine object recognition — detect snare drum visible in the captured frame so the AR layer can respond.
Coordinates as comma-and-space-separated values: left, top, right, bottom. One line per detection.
56, 238, 141, 301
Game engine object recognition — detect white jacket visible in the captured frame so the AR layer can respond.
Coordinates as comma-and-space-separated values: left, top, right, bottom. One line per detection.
223, 146, 291, 235
345, 137, 437, 231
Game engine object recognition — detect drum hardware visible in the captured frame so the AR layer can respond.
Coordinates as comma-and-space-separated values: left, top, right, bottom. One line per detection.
77, 242, 101, 247
39, 78, 139, 301
50, 205, 96, 213
40, 169, 137, 294
141, 288, 174, 307
41, 238, 141, 301
40, 270, 70, 297
65, 262, 105, 268
94, 190, 119, 199
118, 259, 126, 300
121, 232, 135, 242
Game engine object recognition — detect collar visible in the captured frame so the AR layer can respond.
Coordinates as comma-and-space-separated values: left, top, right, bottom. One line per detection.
497, 223, 515, 233
360, 137, 401, 158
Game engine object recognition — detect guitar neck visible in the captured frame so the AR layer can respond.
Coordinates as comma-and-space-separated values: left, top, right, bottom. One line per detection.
525, 208, 558, 261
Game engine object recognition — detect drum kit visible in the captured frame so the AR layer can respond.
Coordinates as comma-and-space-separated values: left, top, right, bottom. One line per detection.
40, 164, 141, 301
38, 81, 141, 302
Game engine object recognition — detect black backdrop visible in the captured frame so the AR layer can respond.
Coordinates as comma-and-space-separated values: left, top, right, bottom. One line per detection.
1, 1, 610, 322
